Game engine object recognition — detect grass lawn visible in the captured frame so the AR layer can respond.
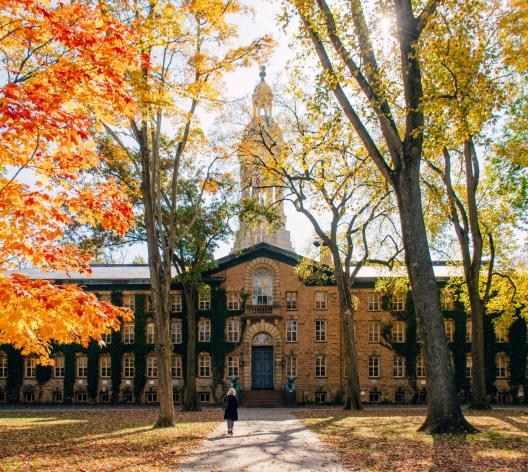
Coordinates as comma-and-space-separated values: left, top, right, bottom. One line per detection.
0, 408, 220, 471
298, 408, 528, 471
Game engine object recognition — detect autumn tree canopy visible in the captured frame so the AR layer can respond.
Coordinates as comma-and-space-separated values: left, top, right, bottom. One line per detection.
0, 0, 135, 361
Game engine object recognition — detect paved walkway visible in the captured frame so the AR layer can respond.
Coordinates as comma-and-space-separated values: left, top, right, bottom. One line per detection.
178, 408, 344, 472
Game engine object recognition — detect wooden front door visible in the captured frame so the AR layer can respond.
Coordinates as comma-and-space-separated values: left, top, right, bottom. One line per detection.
252, 346, 273, 389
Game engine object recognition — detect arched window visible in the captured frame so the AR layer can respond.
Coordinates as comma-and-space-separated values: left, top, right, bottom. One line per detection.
252, 269, 273, 305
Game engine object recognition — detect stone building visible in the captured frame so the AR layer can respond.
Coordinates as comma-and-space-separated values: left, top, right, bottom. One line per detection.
0, 70, 522, 406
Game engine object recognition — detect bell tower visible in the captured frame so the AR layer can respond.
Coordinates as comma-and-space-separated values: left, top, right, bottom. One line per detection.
233, 66, 293, 252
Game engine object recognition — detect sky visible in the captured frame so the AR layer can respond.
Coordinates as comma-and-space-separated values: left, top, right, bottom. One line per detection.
123, 0, 317, 263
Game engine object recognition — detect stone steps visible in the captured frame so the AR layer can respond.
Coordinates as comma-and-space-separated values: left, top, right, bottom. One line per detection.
240, 390, 284, 408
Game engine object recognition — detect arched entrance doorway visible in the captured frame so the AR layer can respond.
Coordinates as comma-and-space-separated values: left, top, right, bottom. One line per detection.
251, 332, 274, 389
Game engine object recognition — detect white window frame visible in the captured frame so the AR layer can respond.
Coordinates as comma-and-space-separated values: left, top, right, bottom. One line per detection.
123, 322, 135, 344
287, 355, 298, 377
226, 356, 239, 378
466, 321, 472, 343
146, 322, 156, 344
198, 286, 211, 310
416, 355, 425, 378
286, 320, 298, 342
199, 354, 211, 377
76, 355, 88, 378
368, 293, 381, 311
122, 293, 136, 311
286, 291, 298, 310
391, 293, 406, 311
170, 292, 183, 312
53, 356, 64, 378
368, 320, 381, 343
392, 321, 406, 343
440, 289, 455, 311
444, 319, 455, 342
496, 354, 509, 378
171, 355, 182, 378
100, 355, 111, 378
147, 356, 158, 378
368, 355, 380, 378
393, 355, 406, 378
466, 354, 472, 378
24, 357, 36, 378
227, 292, 240, 311
315, 355, 327, 377
171, 319, 182, 344
0, 354, 6, 378
101, 332, 112, 345
315, 291, 327, 310
252, 270, 273, 305
123, 355, 135, 378
315, 320, 327, 342
226, 319, 240, 343
198, 319, 211, 342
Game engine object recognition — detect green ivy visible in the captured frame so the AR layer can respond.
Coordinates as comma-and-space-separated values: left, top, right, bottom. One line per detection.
87, 340, 99, 400
3, 345, 23, 403
110, 291, 123, 402
62, 344, 79, 403
506, 316, 527, 402
134, 294, 148, 402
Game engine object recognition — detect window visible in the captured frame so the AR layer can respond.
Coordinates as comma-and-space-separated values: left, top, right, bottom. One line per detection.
171, 319, 182, 344
123, 323, 135, 344
369, 391, 381, 402
198, 319, 211, 342
395, 389, 405, 403
53, 391, 63, 402
392, 321, 406, 343
466, 354, 472, 378
497, 392, 509, 404
440, 289, 454, 311
368, 355, 380, 378
368, 293, 381, 311
199, 354, 211, 377
53, 356, 64, 378
97, 292, 111, 302
315, 355, 327, 377
199, 286, 211, 310
24, 357, 36, 378
23, 391, 35, 402
315, 391, 327, 403
466, 321, 472, 343
444, 319, 455, 342
147, 356, 158, 378
496, 353, 509, 378
393, 355, 406, 378
173, 391, 180, 404
100, 356, 111, 378
286, 291, 298, 310
227, 292, 240, 311
287, 355, 298, 377
76, 392, 87, 403
122, 391, 133, 402
145, 295, 153, 312
171, 355, 182, 378
123, 355, 135, 378
418, 389, 427, 403
315, 320, 327, 342
146, 322, 155, 344
226, 356, 239, 378
122, 293, 135, 311
368, 320, 380, 343
199, 392, 211, 403
0, 354, 7, 378
146, 391, 158, 403
101, 332, 112, 345
286, 320, 298, 342
100, 391, 110, 402
315, 291, 327, 310
416, 355, 425, 378
253, 269, 273, 305
226, 320, 240, 343
171, 292, 183, 312
496, 327, 508, 343
391, 294, 406, 311
76, 355, 88, 378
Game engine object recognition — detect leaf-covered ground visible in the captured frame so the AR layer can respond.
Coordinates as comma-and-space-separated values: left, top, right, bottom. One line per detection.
0, 409, 220, 471
297, 408, 528, 471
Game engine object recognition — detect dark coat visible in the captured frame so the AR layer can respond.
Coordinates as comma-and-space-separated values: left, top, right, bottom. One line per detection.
223, 394, 238, 421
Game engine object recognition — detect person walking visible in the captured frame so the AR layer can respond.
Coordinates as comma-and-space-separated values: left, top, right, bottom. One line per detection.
224, 387, 238, 435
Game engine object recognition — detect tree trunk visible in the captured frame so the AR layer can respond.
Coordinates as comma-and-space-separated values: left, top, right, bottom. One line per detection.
183, 286, 200, 411
395, 169, 477, 434
155, 307, 176, 427
334, 262, 362, 410
469, 291, 489, 409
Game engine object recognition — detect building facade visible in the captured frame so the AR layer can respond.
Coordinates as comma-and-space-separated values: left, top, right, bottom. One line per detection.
0, 69, 525, 406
